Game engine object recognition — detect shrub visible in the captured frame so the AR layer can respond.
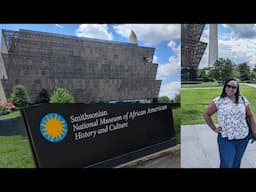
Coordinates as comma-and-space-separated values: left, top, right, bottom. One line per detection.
35, 88, 50, 104
8, 85, 31, 108
0, 105, 10, 116
50, 88, 75, 103
158, 96, 171, 103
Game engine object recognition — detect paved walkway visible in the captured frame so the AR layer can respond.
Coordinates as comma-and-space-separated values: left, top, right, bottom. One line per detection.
181, 124, 256, 168
240, 83, 256, 88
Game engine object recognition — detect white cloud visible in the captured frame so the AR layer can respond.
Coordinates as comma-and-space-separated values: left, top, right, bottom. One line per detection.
55, 24, 64, 29
113, 24, 180, 46
200, 25, 209, 42
153, 55, 158, 63
222, 24, 229, 28
159, 81, 180, 100
168, 40, 180, 57
156, 56, 180, 80
199, 24, 256, 69
76, 24, 113, 40
156, 41, 180, 80
218, 24, 256, 68
218, 38, 256, 68
224, 24, 256, 38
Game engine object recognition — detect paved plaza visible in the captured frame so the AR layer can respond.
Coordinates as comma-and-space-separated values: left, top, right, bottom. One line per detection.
181, 124, 256, 168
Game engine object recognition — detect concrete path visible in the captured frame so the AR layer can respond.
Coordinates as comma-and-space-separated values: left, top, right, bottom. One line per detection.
240, 83, 256, 88
181, 124, 256, 168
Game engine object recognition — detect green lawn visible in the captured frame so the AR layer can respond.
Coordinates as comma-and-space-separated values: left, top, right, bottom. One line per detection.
0, 135, 35, 168
181, 85, 256, 125
172, 107, 180, 144
0, 110, 21, 120
0, 110, 35, 168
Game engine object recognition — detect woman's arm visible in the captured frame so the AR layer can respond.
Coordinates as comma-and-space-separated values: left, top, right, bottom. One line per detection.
246, 104, 256, 135
203, 101, 222, 133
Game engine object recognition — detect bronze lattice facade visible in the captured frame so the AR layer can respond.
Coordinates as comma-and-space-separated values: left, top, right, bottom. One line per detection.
181, 24, 207, 81
0, 29, 161, 103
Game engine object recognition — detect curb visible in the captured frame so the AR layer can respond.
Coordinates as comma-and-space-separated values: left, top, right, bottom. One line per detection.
115, 144, 180, 168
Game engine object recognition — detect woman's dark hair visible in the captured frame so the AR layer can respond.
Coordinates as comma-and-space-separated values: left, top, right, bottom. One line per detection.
220, 78, 240, 104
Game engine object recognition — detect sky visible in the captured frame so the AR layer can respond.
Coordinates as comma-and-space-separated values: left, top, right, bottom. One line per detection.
0, 24, 180, 100
199, 24, 256, 70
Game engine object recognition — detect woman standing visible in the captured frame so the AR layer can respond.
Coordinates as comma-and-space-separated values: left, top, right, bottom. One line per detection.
203, 79, 256, 168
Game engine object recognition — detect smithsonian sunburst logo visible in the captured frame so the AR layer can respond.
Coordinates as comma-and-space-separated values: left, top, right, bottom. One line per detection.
40, 113, 68, 142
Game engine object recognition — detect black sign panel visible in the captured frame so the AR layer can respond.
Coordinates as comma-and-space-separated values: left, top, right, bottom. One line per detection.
21, 103, 175, 168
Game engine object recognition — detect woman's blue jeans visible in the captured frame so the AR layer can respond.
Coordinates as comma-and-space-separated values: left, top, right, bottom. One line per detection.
217, 133, 250, 168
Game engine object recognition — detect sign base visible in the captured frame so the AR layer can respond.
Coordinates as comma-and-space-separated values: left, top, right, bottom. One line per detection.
87, 138, 176, 168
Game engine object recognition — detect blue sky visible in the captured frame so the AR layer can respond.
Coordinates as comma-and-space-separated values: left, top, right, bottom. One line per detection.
0, 24, 180, 100
199, 24, 256, 70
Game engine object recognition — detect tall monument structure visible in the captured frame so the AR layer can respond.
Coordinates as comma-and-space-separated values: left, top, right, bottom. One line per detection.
129, 30, 138, 44
208, 24, 218, 67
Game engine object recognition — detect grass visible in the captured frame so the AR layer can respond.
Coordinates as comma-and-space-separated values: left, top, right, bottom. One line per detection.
181, 85, 256, 125
0, 110, 21, 120
172, 107, 180, 144
0, 135, 35, 168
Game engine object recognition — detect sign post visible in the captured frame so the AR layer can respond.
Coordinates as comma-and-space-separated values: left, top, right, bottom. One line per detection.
21, 103, 176, 168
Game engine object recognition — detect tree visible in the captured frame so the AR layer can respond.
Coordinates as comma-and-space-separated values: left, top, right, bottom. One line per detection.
197, 68, 206, 79
208, 58, 234, 84
158, 96, 171, 103
173, 93, 180, 103
237, 62, 250, 81
50, 88, 75, 103
232, 66, 240, 80
197, 67, 212, 81
35, 88, 50, 104
250, 66, 256, 80
8, 84, 31, 108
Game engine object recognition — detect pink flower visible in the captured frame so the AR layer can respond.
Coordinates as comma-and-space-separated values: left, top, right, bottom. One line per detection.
3, 102, 16, 110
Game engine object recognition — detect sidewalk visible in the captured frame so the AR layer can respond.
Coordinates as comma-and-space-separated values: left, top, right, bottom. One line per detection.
240, 83, 256, 88
181, 124, 256, 168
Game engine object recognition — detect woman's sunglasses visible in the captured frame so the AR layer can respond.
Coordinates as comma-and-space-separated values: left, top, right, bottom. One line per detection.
226, 85, 237, 89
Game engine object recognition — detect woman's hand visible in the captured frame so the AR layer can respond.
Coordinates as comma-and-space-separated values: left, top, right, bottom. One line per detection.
214, 127, 222, 133
251, 133, 256, 144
